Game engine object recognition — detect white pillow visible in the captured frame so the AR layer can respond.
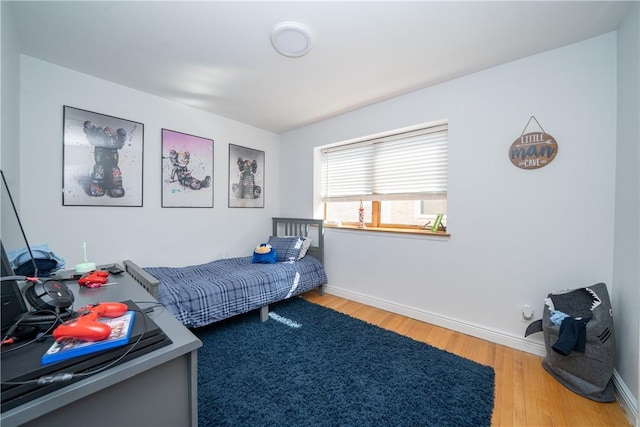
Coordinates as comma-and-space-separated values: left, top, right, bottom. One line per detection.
285, 235, 312, 259
297, 237, 312, 259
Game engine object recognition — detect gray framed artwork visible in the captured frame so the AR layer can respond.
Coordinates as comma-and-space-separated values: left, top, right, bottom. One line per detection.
161, 129, 213, 208
228, 144, 264, 208
62, 106, 144, 207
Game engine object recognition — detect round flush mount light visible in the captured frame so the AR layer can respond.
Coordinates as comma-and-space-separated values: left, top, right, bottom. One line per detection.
271, 21, 312, 58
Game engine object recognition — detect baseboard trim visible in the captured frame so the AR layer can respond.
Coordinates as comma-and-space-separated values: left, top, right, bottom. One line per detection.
613, 370, 638, 426
324, 285, 638, 422
324, 286, 547, 356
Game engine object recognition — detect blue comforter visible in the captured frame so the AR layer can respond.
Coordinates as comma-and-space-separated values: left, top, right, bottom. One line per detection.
144, 256, 327, 328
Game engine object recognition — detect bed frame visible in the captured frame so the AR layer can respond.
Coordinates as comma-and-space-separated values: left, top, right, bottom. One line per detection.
123, 217, 325, 322
271, 217, 324, 264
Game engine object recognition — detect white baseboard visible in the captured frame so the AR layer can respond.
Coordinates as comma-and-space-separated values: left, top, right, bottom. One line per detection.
613, 370, 638, 426
324, 285, 638, 423
325, 285, 547, 356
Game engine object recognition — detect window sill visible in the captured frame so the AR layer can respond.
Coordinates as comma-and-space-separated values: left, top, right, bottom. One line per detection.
324, 223, 450, 237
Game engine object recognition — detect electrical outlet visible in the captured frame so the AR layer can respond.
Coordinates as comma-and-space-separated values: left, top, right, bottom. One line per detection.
521, 304, 534, 322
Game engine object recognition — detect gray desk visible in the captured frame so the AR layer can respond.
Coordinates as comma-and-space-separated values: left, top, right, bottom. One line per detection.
0, 263, 202, 427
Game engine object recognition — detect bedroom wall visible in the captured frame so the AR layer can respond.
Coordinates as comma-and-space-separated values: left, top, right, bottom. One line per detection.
4, 4, 637, 417
280, 34, 618, 355
13, 56, 280, 268
0, 1, 24, 249
613, 1, 640, 415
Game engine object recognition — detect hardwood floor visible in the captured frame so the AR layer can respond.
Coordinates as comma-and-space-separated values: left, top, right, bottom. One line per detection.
301, 291, 631, 427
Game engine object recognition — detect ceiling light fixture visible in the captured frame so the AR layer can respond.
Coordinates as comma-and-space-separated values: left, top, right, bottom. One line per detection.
271, 21, 312, 58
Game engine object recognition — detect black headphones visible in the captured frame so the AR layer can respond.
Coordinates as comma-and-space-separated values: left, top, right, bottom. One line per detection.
24, 278, 75, 312
1, 277, 75, 335
19, 278, 75, 327
1, 275, 75, 316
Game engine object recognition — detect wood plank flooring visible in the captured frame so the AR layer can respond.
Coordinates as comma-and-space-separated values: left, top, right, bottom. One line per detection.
301, 291, 631, 427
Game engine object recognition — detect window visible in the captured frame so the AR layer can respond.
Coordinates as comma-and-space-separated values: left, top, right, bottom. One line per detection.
320, 121, 448, 232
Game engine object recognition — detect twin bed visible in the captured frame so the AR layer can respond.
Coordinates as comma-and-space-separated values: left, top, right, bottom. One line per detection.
123, 218, 327, 328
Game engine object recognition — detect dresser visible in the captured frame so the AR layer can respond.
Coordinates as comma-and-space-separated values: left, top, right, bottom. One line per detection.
0, 263, 202, 427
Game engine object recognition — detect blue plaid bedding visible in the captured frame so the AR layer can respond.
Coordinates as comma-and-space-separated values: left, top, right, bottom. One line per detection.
144, 256, 327, 328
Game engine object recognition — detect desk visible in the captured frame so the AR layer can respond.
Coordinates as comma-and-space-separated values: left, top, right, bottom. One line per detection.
0, 263, 202, 427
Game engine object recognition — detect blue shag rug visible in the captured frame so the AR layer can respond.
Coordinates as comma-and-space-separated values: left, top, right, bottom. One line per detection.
195, 297, 495, 426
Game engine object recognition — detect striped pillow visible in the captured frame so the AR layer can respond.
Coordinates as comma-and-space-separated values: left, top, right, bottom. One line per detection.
267, 236, 304, 262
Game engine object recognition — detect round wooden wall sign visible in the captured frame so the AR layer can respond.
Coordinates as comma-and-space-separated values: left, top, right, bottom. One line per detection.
509, 132, 558, 170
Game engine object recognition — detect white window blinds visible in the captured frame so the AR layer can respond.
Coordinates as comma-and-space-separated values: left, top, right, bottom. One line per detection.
321, 124, 448, 202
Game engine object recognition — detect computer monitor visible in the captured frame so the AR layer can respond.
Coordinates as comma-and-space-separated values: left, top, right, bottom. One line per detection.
1, 169, 33, 333
1, 240, 28, 333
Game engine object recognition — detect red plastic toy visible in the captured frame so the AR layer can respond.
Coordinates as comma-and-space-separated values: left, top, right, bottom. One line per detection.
53, 302, 128, 342
77, 270, 109, 288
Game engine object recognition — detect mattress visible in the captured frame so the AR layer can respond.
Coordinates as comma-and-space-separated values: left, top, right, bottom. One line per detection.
144, 256, 327, 328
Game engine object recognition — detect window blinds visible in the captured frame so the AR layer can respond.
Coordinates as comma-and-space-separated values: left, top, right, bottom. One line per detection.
321, 124, 448, 202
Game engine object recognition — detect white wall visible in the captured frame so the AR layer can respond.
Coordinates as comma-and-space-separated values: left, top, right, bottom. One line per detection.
16, 56, 280, 268
5, 4, 637, 419
614, 1, 640, 418
1, 1, 24, 249
280, 34, 618, 356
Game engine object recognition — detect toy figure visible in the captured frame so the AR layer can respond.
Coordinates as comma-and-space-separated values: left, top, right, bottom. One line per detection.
164, 150, 211, 190
233, 157, 261, 199
83, 121, 127, 197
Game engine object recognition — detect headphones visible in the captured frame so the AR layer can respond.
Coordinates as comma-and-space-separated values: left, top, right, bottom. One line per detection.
22, 278, 75, 326
1, 276, 75, 327
24, 278, 75, 312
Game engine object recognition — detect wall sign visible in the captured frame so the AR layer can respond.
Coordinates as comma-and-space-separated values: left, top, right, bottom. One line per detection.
509, 116, 558, 170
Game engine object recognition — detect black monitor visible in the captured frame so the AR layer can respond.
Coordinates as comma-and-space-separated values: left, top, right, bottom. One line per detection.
1, 240, 28, 333
1, 169, 32, 333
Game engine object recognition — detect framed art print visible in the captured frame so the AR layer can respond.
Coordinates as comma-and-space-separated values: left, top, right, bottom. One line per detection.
228, 144, 265, 208
161, 129, 214, 208
62, 106, 144, 207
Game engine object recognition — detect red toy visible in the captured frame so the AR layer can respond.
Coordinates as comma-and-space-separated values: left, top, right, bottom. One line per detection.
53, 302, 128, 342
77, 270, 109, 288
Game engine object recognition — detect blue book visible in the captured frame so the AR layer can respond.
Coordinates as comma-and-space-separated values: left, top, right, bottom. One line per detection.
41, 311, 135, 365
